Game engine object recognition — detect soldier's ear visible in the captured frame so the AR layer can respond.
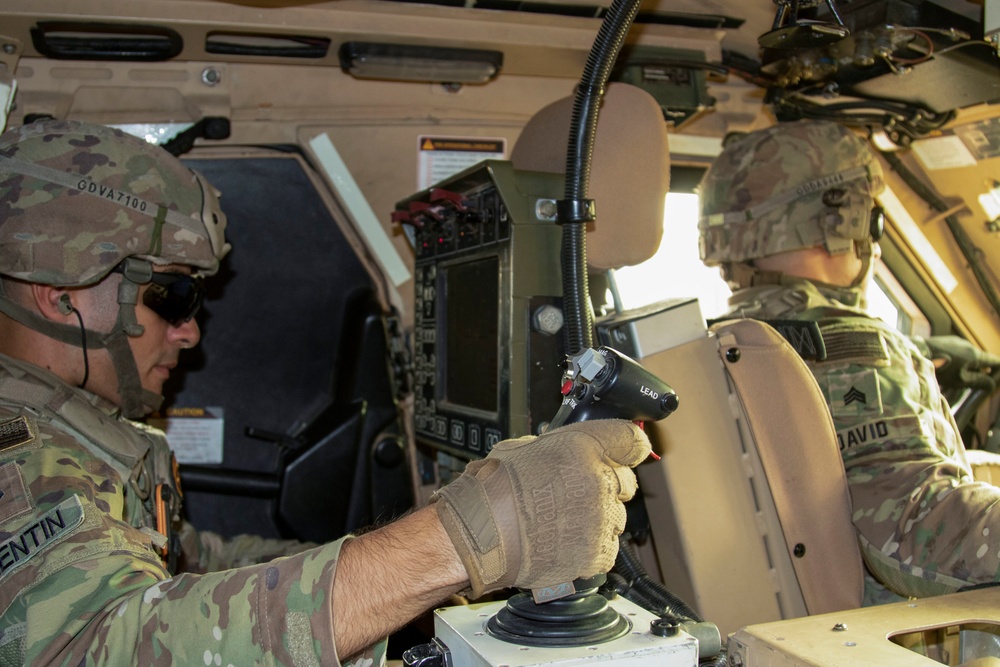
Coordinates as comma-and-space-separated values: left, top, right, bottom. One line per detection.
32, 284, 76, 321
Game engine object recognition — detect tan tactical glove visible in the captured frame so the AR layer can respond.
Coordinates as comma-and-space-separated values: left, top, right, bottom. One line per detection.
431, 420, 650, 599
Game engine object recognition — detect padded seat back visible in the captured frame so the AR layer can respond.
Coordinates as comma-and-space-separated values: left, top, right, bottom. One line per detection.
637, 318, 864, 638
511, 82, 670, 270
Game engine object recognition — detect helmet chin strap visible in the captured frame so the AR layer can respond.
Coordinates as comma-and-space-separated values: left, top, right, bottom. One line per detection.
106, 266, 165, 419
724, 262, 781, 290
0, 262, 164, 419
100, 328, 164, 419
850, 239, 874, 289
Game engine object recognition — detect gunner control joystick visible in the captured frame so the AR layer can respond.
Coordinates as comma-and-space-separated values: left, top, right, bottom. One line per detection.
480, 345, 679, 648
486, 575, 631, 647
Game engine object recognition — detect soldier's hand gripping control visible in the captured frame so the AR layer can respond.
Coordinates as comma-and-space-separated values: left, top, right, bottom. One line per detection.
915, 335, 1000, 393
431, 420, 651, 599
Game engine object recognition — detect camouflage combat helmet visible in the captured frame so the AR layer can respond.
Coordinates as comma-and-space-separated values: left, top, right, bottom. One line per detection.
0, 119, 230, 417
698, 120, 884, 287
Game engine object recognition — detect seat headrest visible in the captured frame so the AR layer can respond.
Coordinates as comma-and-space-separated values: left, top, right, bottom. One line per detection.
510, 82, 670, 270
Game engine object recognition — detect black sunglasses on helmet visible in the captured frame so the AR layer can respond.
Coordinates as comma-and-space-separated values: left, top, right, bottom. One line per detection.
112, 263, 206, 326
143, 272, 206, 326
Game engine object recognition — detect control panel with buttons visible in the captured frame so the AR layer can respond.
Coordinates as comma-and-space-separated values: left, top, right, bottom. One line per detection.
395, 161, 566, 458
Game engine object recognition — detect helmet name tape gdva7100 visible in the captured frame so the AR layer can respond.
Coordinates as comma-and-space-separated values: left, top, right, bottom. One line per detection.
0, 120, 230, 418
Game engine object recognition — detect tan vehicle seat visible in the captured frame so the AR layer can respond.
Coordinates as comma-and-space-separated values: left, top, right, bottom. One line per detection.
637, 317, 865, 638
510, 82, 862, 637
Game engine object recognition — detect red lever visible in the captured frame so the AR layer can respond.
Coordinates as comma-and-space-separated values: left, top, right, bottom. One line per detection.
430, 188, 468, 212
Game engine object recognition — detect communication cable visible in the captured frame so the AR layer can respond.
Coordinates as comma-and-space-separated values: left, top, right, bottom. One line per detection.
560, 0, 640, 355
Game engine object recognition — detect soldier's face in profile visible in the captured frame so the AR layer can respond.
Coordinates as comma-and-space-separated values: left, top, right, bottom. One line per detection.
129, 265, 202, 400
79, 266, 201, 409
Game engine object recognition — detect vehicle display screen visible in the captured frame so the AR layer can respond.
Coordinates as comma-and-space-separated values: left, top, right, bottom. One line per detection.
441, 256, 499, 414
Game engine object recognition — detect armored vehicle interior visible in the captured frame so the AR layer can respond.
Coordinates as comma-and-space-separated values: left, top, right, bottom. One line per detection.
2, 0, 1000, 664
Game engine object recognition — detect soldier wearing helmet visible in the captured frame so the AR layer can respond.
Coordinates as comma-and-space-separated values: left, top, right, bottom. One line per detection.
700, 119, 1000, 604
699, 119, 886, 292
0, 120, 650, 665
0, 119, 230, 420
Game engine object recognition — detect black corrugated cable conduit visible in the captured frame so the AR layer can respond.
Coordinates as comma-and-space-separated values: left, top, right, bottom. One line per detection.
554, 3, 726, 661
615, 536, 724, 661
612, 533, 726, 665
560, 0, 641, 354
614, 535, 703, 623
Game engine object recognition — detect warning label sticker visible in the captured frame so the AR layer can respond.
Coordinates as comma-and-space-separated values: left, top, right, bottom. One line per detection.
417, 135, 505, 190
149, 407, 225, 464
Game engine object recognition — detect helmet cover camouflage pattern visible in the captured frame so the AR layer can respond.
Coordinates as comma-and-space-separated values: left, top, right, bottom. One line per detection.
0, 119, 229, 286
698, 120, 884, 266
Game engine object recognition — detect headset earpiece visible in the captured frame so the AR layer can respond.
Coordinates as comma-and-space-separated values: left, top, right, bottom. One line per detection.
58, 294, 74, 315
870, 206, 885, 242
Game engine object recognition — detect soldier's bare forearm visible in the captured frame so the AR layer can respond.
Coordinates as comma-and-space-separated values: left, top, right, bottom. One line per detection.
331, 505, 468, 658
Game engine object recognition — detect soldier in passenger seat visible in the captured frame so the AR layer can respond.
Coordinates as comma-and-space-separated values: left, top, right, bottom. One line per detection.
698, 119, 1000, 605
0, 119, 650, 665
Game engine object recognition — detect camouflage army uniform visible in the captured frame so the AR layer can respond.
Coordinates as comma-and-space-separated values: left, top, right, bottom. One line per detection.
0, 353, 386, 667
723, 276, 1000, 603
0, 120, 384, 666
0, 352, 387, 666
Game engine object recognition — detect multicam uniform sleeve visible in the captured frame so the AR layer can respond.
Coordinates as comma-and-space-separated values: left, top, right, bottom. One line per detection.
0, 425, 385, 667
177, 520, 318, 573
813, 318, 1000, 600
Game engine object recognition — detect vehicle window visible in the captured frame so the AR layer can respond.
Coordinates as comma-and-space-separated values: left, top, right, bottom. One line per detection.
871, 261, 932, 338
611, 192, 732, 320
867, 276, 900, 330
165, 151, 390, 542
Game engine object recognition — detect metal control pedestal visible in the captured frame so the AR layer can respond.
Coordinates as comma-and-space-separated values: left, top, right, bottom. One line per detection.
431, 597, 699, 667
